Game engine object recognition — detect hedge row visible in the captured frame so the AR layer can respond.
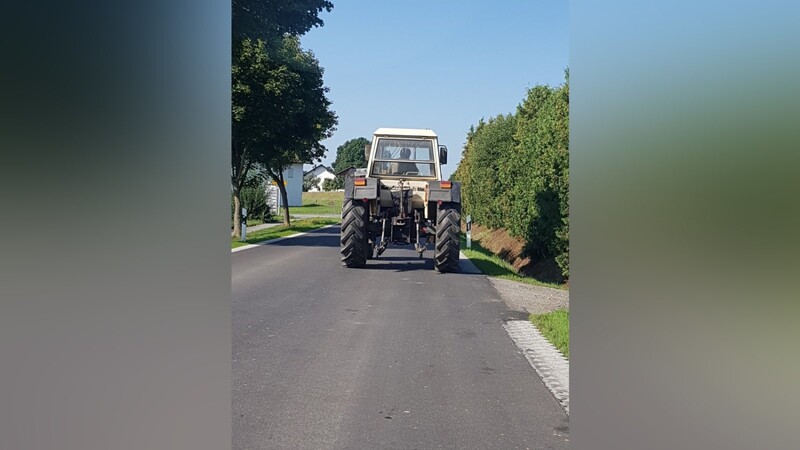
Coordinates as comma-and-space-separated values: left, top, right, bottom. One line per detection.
231, 184, 271, 224
453, 73, 569, 278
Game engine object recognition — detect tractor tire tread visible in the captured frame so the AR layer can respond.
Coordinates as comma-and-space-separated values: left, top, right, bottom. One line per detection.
434, 202, 461, 273
341, 199, 368, 268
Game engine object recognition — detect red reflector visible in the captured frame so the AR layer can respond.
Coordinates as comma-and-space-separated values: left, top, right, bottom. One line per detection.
362, 198, 369, 203
437, 200, 443, 206
354, 178, 367, 186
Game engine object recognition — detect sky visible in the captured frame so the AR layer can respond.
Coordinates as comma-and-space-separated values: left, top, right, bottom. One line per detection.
301, 1, 568, 179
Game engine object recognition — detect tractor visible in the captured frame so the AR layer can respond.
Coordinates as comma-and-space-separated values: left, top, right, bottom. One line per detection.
340, 128, 461, 272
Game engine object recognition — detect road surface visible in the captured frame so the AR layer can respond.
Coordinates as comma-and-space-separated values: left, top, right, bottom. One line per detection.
232, 225, 569, 449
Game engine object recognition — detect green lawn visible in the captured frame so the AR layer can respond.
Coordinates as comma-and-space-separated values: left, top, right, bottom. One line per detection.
460, 236, 567, 290
231, 217, 340, 248
246, 217, 266, 227
291, 191, 344, 215
230, 216, 272, 230
530, 309, 569, 358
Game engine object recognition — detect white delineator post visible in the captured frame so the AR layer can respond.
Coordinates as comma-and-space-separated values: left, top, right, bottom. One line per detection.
466, 214, 472, 248
240, 207, 247, 242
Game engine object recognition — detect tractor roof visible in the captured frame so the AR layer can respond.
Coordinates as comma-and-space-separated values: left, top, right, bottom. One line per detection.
373, 128, 437, 138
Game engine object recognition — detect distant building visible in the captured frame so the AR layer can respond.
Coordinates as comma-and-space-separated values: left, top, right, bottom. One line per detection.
267, 163, 303, 208
335, 166, 356, 178
303, 164, 335, 192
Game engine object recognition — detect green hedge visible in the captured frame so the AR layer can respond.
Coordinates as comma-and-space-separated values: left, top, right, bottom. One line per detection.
231, 184, 271, 224
453, 72, 569, 278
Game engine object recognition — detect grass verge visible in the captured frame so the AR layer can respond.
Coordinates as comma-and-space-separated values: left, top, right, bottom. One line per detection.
230, 217, 271, 230
290, 204, 340, 215
296, 191, 343, 214
530, 309, 569, 358
246, 217, 266, 227
460, 236, 566, 290
231, 217, 340, 248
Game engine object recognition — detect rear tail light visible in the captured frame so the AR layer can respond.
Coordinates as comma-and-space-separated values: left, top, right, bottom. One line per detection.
440, 181, 452, 189
354, 178, 367, 186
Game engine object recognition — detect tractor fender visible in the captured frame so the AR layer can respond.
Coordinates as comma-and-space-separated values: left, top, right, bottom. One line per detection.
344, 176, 379, 200
426, 180, 461, 203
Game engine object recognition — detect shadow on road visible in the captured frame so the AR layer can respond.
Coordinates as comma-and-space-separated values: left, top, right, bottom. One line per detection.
363, 255, 483, 275
261, 226, 483, 277
266, 226, 340, 248
363, 257, 435, 272
370, 255, 425, 261
270, 235, 339, 248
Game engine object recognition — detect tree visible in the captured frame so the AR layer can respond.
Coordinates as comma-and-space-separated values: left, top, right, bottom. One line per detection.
303, 176, 320, 192
323, 175, 344, 191
507, 80, 568, 275
232, 36, 336, 232
232, 38, 271, 238
258, 37, 337, 225
332, 137, 369, 172
451, 70, 569, 279
233, 0, 333, 40
321, 178, 337, 192
462, 114, 517, 229
231, 0, 334, 237
328, 137, 369, 191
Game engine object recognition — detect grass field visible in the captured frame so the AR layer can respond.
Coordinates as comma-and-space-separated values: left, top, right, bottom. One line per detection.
460, 236, 567, 290
231, 217, 340, 248
230, 216, 272, 230
246, 217, 267, 227
289, 191, 344, 215
530, 309, 569, 358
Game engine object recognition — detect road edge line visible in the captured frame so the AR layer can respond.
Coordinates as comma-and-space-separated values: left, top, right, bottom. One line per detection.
458, 251, 483, 274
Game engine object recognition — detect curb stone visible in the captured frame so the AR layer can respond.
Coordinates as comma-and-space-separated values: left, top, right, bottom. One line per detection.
504, 320, 569, 415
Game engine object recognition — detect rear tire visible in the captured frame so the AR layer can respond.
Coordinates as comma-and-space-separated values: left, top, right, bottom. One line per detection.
341, 199, 368, 268
434, 202, 461, 273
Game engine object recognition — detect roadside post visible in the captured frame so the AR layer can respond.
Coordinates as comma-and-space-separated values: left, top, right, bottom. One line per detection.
466, 215, 472, 248
240, 207, 247, 242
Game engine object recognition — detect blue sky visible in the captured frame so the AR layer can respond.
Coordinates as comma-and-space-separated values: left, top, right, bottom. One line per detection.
301, 1, 568, 179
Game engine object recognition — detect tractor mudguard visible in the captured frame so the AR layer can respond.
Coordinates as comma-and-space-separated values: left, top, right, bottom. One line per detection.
427, 180, 461, 203
344, 176, 379, 200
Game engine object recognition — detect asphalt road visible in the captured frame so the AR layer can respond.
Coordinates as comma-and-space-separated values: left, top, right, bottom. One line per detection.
232, 226, 569, 449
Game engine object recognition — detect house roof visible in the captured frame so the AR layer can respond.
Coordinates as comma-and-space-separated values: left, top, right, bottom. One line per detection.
335, 166, 355, 176
303, 164, 333, 176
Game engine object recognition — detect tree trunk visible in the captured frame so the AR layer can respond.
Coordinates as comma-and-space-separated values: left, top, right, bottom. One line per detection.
277, 172, 290, 226
231, 144, 250, 239
232, 185, 242, 238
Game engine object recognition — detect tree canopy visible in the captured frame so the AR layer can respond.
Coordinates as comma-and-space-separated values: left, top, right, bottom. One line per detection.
231, 0, 336, 235
453, 71, 569, 279
233, 0, 333, 39
232, 36, 337, 226
332, 137, 369, 173
324, 137, 369, 190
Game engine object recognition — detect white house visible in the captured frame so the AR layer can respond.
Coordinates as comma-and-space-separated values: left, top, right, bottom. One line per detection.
303, 164, 335, 192
267, 163, 303, 209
